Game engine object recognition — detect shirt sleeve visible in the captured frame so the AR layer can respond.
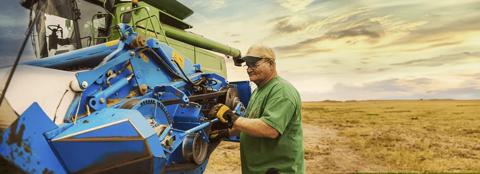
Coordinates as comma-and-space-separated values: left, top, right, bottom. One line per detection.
259, 97, 295, 135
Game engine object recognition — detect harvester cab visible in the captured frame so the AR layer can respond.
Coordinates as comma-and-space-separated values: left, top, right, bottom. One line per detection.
22, 0, 244, 74
0, 0, 249, 173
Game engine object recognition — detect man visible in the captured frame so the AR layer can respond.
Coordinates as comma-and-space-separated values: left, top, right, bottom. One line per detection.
210, 44, 304, 174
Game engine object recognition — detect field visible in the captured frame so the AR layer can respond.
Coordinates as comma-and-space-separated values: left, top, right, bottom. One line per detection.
0, 100, 478, 173
205, 100, 480, 173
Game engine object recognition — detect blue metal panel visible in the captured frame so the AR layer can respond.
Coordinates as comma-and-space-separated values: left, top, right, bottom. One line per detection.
48, 108, 167, 173
71, 121, 140, 139
130, 54, 172, 88
22, 42, 117, 69
145, 135, 166, 158
231, 81, 252, 107
203, 73, 228, 91
173, 103, 202, 123
146, 39, 180, 74
153, 157, 168, 173
0, 103, 65, 174
52, 109, 155, 140
119, 109, 157, 138
75, 51, 132, 91
155, 85, 190, 104
51, 140, 149, 173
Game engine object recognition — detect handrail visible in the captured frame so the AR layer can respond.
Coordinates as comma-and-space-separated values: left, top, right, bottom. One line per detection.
119, 6, 159, 39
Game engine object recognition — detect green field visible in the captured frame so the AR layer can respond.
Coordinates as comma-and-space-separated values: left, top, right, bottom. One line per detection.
206, 100, 480, 173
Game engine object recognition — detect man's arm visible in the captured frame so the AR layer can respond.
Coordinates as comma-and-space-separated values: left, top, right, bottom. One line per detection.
232, 117, 279, 139
210, 103, 279, 139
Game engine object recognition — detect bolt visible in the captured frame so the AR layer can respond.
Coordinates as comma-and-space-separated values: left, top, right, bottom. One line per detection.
107, 70, 113, 76
81, 81, 88, 88
139, 84, 148, 95
99, 98, 106, 104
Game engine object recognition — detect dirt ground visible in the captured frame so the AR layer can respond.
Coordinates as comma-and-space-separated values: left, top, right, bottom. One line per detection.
205, 100, 480, 173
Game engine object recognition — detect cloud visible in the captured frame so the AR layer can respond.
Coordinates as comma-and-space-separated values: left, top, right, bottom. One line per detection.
271, 1, 480, 57
272, 8, 393, 58
305, 78, 420, 100
324, 20, 385, 40
424, 86, 480, 100
208, 0, 227, 10
356, 78, 415, 92
277, 0, 314, 12
383, 15, 480, 49
459, 73, 480, 79
274, 20, 385, 58
354, 67, 391, 74
0, 3, 34, 67
274, 44, 331, 58
331, 59, 341, 64
271, 16, 308, 34
0, 26, 35, 67
309, 77, 480, 100
391, 51, 480, 67
178, 0, 227, 11
376, 1, 480, 50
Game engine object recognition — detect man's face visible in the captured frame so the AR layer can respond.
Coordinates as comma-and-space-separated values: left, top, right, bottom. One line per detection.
246, 59, 274, 85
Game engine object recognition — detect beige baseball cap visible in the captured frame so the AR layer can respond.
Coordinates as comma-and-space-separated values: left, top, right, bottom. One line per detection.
241, 44, 276, 63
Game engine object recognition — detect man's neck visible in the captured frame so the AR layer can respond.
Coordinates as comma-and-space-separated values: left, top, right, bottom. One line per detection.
256, 72, 277, 88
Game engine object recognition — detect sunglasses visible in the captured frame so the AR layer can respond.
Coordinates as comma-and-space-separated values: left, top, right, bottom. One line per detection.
244, 58, 265, 69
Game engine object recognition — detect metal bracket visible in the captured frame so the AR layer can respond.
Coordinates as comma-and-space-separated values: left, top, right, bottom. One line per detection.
154, 85, 189, 104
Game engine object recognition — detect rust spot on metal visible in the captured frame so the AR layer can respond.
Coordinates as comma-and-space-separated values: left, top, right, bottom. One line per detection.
6, 120, 25, 147
0, 157, 25, 174
107, 98, 122, 107
22, 143, 31, 154
0, 130, 4, 143
42, 168, 53, 174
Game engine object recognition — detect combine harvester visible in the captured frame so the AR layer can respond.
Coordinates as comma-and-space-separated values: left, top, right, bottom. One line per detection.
0, 0, 249, 173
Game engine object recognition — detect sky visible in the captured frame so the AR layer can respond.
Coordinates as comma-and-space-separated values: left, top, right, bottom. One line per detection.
0, 0, 479, 101
0, 1, 35, 65
178, 0, 480, 101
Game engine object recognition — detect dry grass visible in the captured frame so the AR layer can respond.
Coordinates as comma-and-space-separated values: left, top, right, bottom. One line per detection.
206, 100, 480, 173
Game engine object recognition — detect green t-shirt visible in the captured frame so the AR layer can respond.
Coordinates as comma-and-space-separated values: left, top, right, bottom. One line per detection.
240, 76, 304, 174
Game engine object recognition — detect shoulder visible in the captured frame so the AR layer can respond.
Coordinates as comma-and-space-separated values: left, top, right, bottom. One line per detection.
269, 77, 301, 103
271, 77, 299, 95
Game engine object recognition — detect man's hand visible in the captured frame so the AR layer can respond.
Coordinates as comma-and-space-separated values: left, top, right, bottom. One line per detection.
209, 104, 239, 128
209, 129, 230, 142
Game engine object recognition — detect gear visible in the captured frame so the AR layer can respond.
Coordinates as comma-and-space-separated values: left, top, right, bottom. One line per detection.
121, 98, 173, 125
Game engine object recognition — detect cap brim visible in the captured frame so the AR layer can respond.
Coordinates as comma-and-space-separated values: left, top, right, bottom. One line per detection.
241, 56, 262, 64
